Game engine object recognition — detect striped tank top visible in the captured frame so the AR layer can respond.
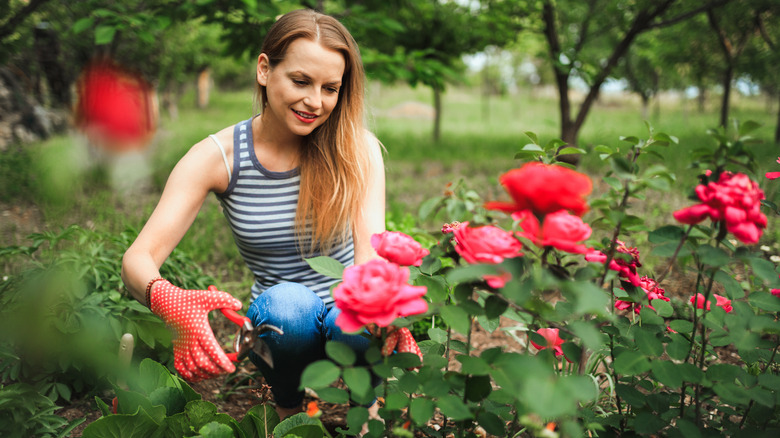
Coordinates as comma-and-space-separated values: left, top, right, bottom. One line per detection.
215, 118, 354, 307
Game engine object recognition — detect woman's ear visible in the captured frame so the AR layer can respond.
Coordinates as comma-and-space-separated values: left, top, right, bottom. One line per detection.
257, 54, 270, 86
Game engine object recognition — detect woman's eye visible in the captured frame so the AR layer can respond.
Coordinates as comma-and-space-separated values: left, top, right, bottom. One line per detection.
325, 87, 339, 94
293, 79, 307, 86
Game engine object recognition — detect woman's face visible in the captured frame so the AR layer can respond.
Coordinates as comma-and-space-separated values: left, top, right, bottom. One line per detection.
257, 38, 346, 138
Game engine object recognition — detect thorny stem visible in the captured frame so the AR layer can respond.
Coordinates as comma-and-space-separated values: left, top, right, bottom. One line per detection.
656, 225, 694, 285
609, 334, 625, 433
599, 144, 642, 287
692, 225, 725, 426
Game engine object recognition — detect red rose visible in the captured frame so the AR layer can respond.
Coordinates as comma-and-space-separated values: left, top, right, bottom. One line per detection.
690, 293, 732, 313
333, 259, 428, 333
674, 172, 766, 244
453, 222, 524, 264
585, 241, 642, 287
485, 162, 592, 217
766, 158, 780, 180
530, 328, 571, 362
371, 231, 430, 267
514, 210, 591, 254
615, 276, 669, 314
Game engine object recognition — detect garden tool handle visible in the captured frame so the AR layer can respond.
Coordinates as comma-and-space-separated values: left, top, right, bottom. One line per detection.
220, 308, 249, 326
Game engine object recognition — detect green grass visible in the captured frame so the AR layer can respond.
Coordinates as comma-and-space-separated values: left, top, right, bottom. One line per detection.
3, 82, 778, 284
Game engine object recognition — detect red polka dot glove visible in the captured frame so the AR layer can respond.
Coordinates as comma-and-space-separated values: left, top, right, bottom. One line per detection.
380, 327, 423, 368
150, 280, 242, 381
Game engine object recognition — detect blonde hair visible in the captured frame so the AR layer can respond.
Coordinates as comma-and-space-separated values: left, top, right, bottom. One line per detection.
257, 9, 369, 255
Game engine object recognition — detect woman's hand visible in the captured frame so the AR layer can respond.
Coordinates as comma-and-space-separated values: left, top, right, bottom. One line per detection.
150, 280, 242, 381
367, 324, 423, 367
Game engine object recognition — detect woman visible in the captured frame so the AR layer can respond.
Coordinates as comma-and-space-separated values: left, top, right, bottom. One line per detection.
121, 9, 385, 420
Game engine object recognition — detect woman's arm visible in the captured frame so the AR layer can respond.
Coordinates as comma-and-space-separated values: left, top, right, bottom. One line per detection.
121, 131, 232, 304
352, 132, 386, 265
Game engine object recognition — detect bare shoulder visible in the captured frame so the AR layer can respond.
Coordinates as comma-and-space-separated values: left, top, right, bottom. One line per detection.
363, 129, 385, 164
179, 123, 237, 193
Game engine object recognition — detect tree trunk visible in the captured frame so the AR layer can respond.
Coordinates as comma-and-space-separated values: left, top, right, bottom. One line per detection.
640, 94, 650, 120
433, 85, 442, 142
697, 86, 707, 113
719, 63, 732, 128
196, 67, 211, 109
775, 91, 780, 144
34, 24, 70, 108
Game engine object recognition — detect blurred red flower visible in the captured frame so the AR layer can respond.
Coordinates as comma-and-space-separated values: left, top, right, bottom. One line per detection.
690, 293, 733, 313
673, 172, 767, 244
485, 162, 592, 217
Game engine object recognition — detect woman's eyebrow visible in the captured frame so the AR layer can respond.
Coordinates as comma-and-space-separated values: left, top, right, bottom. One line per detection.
289, 70, 341, 86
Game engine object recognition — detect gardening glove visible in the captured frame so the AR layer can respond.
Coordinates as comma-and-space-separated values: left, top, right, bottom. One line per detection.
367, 325, 422, 368
150, 280, 242, 382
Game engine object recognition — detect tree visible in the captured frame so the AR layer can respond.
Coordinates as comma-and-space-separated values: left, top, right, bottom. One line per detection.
534, 0, 732, 153
743, 3, 780, 143
706, 1, 761, 128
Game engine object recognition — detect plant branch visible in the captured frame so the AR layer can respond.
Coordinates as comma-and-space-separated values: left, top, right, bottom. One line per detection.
0, 0, 54, 41
656, 225, 694, 284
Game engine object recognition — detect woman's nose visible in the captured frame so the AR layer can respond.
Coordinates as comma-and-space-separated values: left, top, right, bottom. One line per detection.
303, 89, 321, 110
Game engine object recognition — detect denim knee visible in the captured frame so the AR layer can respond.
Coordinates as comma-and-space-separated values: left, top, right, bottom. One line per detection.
245, 283, 326, 408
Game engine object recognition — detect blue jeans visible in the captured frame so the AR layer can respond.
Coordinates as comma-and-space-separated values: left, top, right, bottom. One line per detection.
246, 282, 375, 408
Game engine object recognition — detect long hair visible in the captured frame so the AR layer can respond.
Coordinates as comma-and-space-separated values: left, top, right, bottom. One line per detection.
257, 9, 369, 255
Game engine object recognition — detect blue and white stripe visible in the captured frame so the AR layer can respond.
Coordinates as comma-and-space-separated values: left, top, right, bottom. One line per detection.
216, 118, 354, 306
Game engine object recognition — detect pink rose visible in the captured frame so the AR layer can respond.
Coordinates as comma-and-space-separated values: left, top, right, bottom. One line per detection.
615, 276, 669, 314
585, 241, 642, 287
453, 222, 523, 264
772, 289, 780, 298
530, 328, 572, 362
514, 210, 591, 254
674, 172, 767, 244
485, 162, 592, 217
371, 231, 430, 267
484, 271, 512, 289
333, 259, 428, 333
689, 293, 733, 313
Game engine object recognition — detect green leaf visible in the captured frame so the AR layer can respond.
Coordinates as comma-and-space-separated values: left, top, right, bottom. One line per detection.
94, 25, 118, 45
714, 269, 744, 299
651, 360, 683, 388
613, 350, 651, 375
436, 395, 472, 421
521, 143, 543, 152
72, 17, 94, 34
476, 411, 505, 436
569, 320, 604, 351
739, 120, 762, 136
415, 275, 446, 302
299, 360, 340, 390
668, 319, 693, 334
713, 383, 751, 406
325, 341, 356, 367
345, 407, 369, 435
610, 156, 634, 177
387, 352, 422, 369
696, 245, 729, 267
464, 375, 492, 402
440, 306, 471, 335
272, 413, 323, 438
484, 295, 508, 319
409, 397, 434, 425
457, 355, 491, 376
634, 330, 663, 357
593, 144, 613, 154
315, 387, 349, 404
427, 327, 448, 343
385, 392, 409, 410
748, 291, 780, 312
615, 384, 646, 407
557, 147, 586, 155
648, 225, 685, 243
199, 422, 234, 438
241, 404, 280, 437
634, 411, 666, 435
524, 131, 539, 144
650, 299, 673, 317
304, 256, 345, 279
343, 367, 373, 405
748, 257, 779, 285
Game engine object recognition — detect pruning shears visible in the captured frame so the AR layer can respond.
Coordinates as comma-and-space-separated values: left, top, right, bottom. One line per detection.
220, 308, 283, 369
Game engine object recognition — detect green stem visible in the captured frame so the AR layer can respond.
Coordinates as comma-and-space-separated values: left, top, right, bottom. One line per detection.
656, 224, 693, 285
